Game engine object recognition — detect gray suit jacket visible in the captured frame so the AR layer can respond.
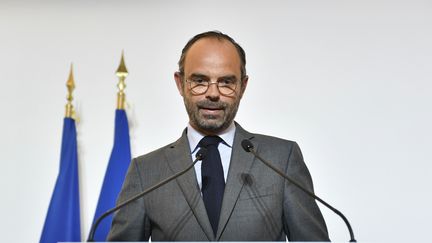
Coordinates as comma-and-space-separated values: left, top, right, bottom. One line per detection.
108, 124, 329, 241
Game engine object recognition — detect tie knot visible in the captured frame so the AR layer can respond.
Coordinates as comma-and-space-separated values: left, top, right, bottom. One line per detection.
199, 136, 222, 148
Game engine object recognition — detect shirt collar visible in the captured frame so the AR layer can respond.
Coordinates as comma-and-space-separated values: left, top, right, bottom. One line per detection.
187, 122, 236, 153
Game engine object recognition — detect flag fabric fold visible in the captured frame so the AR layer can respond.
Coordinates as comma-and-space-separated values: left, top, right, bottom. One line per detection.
92, 109, 131, 241
40, 117, 81, 243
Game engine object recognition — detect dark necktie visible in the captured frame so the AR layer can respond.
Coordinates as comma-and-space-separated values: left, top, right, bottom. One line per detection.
199, 136, 225, 236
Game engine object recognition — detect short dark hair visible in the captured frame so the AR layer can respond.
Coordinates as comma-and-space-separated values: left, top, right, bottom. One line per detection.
178, 31, 247, 80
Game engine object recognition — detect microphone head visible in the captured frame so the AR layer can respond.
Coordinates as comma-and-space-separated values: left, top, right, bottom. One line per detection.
241, 139, 254, 152
196, 147, 208, 160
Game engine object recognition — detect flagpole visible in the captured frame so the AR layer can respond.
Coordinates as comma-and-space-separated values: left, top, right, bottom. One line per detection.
89, 51, 132, 241
40, 64, 81, 243
116, 51, 128, 110
65, 64, 75, 118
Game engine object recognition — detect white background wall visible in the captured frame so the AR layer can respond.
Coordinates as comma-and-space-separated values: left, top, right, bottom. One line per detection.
1, 0, 431, 242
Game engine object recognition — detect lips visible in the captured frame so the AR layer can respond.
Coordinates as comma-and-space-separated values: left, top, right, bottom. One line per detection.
200, 105, 222, 110
198, 104, 224, 117
200, 106, 223, 114
196, 100, 226, 116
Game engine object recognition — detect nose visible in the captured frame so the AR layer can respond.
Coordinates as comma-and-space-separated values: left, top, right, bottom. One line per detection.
205, 81, 220, 100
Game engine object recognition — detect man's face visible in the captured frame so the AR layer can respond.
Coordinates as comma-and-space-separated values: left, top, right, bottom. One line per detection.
175, 38, 248, 135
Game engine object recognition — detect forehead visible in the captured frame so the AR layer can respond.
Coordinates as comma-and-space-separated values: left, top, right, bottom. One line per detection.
183, 38, 241, 77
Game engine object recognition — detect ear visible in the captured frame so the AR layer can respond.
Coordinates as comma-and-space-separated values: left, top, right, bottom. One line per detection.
174, 72, 184, 97
239, 75, 249, 98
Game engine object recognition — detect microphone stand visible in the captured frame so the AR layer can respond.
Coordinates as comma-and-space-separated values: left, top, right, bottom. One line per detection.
242, 140, 356, 242
87, 148, 207, 242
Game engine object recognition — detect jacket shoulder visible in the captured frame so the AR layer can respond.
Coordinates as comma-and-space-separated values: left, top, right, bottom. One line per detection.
133, 132, 186, 170
245, 131, 298, 152
251, 132, 296, 145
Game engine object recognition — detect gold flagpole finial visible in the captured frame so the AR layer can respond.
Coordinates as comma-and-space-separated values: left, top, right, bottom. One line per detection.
65, 63, 75, 118
116, 50, 129, 110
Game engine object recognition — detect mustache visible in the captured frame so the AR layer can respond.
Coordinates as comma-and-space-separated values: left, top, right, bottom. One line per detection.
196, 100, 227, 109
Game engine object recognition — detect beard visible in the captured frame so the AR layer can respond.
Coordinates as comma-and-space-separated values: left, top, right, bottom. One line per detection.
184, 98, 240, 134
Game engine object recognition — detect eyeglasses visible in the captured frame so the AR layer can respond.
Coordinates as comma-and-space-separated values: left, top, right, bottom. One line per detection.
185, 77, 238, 96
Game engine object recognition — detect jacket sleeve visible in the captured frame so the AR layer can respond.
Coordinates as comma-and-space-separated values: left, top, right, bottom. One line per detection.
282, 142, 330, 241
107, 158, 151, 241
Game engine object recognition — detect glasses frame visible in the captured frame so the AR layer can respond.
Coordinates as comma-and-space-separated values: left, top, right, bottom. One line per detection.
185, 79, 238, 96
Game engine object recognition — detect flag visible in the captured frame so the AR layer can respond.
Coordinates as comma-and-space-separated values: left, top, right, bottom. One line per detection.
91, 109, 131, 240
40, 117, 81, 243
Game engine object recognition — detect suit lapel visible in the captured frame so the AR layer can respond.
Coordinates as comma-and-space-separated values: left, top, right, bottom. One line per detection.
216, 124, 257, 239
165, 129, 215, 240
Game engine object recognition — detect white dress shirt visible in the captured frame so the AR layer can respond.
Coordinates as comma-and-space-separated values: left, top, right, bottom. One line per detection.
187, 122, 236, 190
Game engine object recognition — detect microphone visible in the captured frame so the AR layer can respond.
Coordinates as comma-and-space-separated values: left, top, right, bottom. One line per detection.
87, 148, 208, 242
241, 139, 356, 242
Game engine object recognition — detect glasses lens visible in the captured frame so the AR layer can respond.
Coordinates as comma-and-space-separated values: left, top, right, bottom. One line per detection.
191, 85, 207, 94
189, 81, 207, 94
218, 85, 236, 95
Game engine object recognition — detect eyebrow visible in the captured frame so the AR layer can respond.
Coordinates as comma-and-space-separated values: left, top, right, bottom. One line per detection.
189, 73, 209, 80
217, 75, 237, 81
188, 73, 237, 81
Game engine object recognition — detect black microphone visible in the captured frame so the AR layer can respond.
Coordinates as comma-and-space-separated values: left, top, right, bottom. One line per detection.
241, 139, 356, 242
87, 148, 208, 242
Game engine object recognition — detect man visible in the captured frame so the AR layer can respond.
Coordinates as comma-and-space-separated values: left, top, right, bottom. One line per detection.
108, 31, 330, 241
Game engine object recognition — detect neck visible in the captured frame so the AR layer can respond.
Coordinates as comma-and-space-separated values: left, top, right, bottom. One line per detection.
189, 122, 235, 136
